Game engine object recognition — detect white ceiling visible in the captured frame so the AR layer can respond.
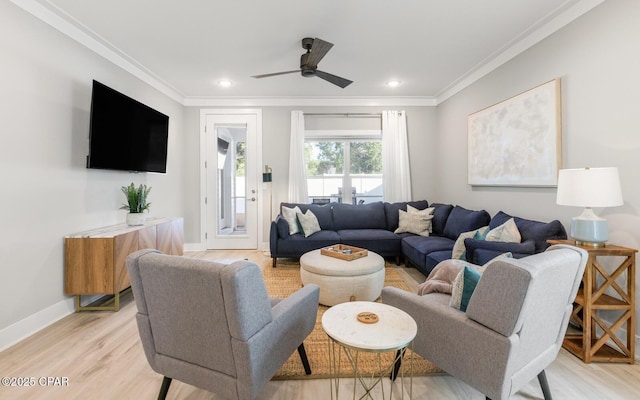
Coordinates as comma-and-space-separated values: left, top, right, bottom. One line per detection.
23, 0, 603, 104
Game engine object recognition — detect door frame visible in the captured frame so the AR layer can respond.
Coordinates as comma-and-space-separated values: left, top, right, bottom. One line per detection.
199, 108, 264, 249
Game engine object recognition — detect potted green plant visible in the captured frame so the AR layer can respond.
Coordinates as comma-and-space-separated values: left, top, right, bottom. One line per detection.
121, 182, 151, 226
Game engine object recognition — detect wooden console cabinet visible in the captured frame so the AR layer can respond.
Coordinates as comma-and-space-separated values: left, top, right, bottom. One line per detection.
65, 217, 183, 311
548, 239, 636, 363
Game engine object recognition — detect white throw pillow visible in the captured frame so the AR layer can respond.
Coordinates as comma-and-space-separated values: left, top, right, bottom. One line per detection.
485, 218, 521, 243
296, 209, 321, 237
407, 205, 435, 233
395, 209, 434, 236
282, 206, 302, 235
451, 226, 488, 260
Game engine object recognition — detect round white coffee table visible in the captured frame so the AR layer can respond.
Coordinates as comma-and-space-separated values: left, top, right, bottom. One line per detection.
300, 249, 385, 306
322, 301, 417, 399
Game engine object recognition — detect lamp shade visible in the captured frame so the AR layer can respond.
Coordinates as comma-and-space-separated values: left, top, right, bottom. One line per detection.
556, 167, 623, 207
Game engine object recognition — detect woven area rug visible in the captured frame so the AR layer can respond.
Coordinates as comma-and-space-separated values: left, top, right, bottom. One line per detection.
263, 261, 443, 380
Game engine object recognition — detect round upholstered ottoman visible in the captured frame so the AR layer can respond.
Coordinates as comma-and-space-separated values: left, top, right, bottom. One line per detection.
300, 249, 385, 306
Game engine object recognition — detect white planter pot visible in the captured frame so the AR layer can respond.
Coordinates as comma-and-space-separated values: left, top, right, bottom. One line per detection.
126, 213, 146, 226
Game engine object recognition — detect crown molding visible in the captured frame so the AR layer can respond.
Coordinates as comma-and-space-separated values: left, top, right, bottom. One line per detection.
14, 0, 603, 108
183, 96, 437, 107
435, 0, 605, 104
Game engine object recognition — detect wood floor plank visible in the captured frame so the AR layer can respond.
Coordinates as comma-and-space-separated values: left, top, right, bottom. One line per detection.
1, 250, 638, 399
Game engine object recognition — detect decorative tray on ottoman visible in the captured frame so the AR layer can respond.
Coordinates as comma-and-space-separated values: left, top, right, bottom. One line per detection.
321, 244, 368, 261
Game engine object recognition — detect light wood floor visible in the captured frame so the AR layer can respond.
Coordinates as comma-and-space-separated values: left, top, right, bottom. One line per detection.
1, 250, 638, 400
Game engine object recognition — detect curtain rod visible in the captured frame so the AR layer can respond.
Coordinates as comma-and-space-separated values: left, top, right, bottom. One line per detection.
303, 112, 381, 118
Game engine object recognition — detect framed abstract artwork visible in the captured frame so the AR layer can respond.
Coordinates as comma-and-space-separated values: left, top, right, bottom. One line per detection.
468, 78, 562, 187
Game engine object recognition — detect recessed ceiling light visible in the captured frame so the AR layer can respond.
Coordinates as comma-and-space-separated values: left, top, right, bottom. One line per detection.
217, 79, 233, 87
386, 80, 401, 88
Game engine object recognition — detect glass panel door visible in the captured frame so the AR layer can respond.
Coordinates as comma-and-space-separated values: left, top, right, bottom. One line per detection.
205, 113, 258, 249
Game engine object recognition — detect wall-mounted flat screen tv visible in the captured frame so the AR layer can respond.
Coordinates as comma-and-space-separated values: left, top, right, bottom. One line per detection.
87, 80, 169, 173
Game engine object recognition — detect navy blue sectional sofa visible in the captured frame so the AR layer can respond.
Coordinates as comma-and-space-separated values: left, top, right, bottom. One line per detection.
270, 201, 429, 267
269, 201, 567, 276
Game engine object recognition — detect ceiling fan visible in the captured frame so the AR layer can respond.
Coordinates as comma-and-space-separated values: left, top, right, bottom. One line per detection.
252, 37, 353, 88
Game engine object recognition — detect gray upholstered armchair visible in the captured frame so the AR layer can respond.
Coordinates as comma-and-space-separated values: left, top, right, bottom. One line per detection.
383, 244, 587, 400
126, 249, 320, 400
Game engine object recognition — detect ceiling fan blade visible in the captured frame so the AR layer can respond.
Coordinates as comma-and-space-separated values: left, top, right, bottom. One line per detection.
251, 70, 300, 79
305, 38, 333, 68
315, 70, 353, 88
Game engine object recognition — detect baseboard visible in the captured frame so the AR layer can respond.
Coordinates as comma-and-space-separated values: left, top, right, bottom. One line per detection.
0, 298, 75, 352
184, 242, 204, 252
183, 242, 270, 252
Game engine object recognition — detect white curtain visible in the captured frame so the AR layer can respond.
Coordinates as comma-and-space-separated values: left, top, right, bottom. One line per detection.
288, 110, 308, 202
382, 110, 412, 202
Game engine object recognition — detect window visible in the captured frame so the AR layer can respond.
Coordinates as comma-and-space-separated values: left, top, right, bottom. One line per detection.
305, 131, 382, 204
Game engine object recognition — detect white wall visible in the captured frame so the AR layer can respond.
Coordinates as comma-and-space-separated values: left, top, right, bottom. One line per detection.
0, 2, 187, 347
435, 0, 640, 350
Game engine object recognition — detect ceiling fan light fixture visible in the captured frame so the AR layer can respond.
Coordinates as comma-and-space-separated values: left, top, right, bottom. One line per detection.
252, 37, 352, 88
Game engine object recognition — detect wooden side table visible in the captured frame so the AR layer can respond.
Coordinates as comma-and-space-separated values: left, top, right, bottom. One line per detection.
548, 240, 636, 363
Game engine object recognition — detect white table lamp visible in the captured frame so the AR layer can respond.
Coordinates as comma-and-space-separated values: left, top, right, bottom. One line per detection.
556, 167, 623, 246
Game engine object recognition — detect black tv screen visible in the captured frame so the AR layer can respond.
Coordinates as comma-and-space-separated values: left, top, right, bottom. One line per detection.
87, 80, 169, 173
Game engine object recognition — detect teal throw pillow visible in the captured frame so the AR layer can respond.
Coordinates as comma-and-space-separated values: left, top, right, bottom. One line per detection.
449, 266, 482, 312
473, 226, 489, 241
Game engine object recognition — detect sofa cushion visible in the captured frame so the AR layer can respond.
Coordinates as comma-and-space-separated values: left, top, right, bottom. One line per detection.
430, 203, 454, 236
277, 230, 341, 256
281, 202, 334, 231
338, 229, 402, 256
332, 202, 387, 231
489, 211, 567, 253
384, 200, 429, 231
403, 235, 455, 275
426, 250, 454, 275
402, 235, 455, 255
442, 206, 491, 240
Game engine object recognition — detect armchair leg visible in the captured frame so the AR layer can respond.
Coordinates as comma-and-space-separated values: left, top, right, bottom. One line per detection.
538, 370, 553, 400
158, 376, 172, 400
297, 344, 312, 375
486, 371, 551, 400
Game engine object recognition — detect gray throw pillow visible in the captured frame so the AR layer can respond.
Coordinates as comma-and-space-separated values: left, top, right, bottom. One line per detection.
296, 209, 321, 237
